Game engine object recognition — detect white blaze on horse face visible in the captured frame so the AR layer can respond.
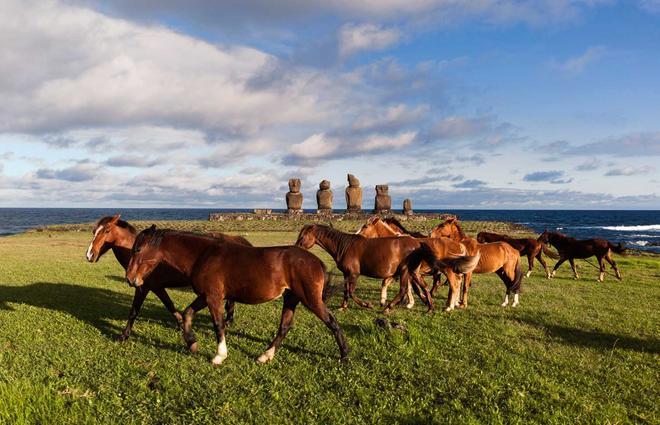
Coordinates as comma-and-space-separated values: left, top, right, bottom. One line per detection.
86, 226, 103, 261
212, 337, 228, 365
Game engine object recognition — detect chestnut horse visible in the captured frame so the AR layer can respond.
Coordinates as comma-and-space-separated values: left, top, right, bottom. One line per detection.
477, 231, 558, 278
296, 224, 433, 311
86, 215, 250, 341
382, 217, 427, 238
431, 218, 523, 308
126, 226, 349, 365
390, 238, 481, 313
357, 217, 443, 307
538, 231, 624, 282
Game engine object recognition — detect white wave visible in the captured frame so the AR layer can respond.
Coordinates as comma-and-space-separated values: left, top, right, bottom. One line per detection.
631, 240, 650, 247
602, 225, 660, 231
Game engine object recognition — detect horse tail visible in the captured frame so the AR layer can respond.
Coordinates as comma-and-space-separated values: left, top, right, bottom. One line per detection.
509, 255, 524, 294
541, 243, 559, 259
608, 241, 626, 254
435, 251, 481, 275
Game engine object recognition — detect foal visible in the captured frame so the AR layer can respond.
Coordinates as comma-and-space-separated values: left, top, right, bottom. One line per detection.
477, 231, 558, 278
538, 231, 624, 282
86, 214, 250, 340
126, 226, 349, 365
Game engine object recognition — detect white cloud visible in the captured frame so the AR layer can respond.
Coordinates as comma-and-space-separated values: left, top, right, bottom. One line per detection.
552, 46, 608, 76
339, 23, 402, 58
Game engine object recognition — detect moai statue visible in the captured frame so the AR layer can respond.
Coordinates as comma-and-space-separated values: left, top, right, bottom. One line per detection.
345, 174, 362, 213
316, 180, 333, 213
403, 198, 413, 216
374, 185, 391, 213
286, 178, 303, 214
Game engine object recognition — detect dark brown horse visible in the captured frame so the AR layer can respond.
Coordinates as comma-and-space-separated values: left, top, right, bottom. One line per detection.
538, 231, 624, 282
126, 226, 349, 364
296, 224, 430, 311
86, 215, 251, 341
431, 218, 523, 308
477, 231, 559, 278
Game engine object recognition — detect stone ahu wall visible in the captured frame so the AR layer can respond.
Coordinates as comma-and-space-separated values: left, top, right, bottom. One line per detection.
209, 174, 418, 220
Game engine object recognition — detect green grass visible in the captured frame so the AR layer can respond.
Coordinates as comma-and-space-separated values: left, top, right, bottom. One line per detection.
0, 227, 658, 424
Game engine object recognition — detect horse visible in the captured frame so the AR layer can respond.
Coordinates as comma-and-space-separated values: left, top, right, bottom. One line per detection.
126, 225, 349, 365
431, 217, 523, 308
85, 214, 251, 341
537, 231, 624, 282
391, 238, 481, 313
477, 231, 559, 278
357, 217, 442, 307
296, 224, 433, 312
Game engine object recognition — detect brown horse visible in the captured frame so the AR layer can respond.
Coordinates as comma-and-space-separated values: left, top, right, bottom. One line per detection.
296, 224, 432, 311
357, 217, 415, 307
392, 238, 481, 313
126, 226, 349, 364
538, 231, 624, 282
431, 217, 523, 309
477, 231, 559, 278
86, 214, 250, 341
357, 217, 445, 307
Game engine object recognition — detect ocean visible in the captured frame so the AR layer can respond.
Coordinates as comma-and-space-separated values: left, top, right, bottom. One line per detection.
1, 208, 658, 253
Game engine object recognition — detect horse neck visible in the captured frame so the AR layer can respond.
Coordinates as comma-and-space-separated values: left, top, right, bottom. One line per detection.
110, 228, 136, 270
377, 222, 399, 236
314, 228, 355, 261
160, 234, 216, 277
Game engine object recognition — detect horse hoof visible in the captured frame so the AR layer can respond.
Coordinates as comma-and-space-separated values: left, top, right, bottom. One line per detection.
458, 303, 467, 309
382, 308, 392, 315
211, 354, 227, 366
340, 356, 350, 364
364, 302, 374, 309
379, 301, 387, 307
444, 307, 453, 312
188, 342, 199, 353
115, 334, 129, 343
256, 348, 276, 364
425, 308, 434, 315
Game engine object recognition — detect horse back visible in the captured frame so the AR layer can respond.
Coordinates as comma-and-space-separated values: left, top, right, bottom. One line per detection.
349, 236, 420, 278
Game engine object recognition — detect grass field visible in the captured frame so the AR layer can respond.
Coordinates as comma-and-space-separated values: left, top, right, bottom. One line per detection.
0, 222, 658, 424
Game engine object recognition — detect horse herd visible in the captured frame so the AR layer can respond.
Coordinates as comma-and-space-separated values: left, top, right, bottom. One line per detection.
85, 215, 625, 365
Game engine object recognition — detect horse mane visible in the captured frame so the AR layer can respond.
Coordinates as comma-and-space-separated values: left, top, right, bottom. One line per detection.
97, 216, 137, 234
382, 217, 425, 237
133, 228, 216, 252
312, 225, 361, 260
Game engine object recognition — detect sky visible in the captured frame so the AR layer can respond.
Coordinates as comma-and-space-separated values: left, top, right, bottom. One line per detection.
0, 0, 659, 209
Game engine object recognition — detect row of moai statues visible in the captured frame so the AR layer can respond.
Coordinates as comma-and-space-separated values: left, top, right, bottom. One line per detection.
285, 174, 413, 214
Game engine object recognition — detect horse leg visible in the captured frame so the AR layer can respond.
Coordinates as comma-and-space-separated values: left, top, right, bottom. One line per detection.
551, 257, 567, 278
569, 258, 579, 279
207, 294, 228, 365
224, 300, 236, 327
605, 252, 622, 280
458, 272, 473, 309
445, 272, 460, 312
152, 287, 183, 329
597, 256, 606, 283
405, 276, 416, 309
340, 274, 351, 310
182, 295, 208, 353
536, 251, 550, 279
257, 290, 299, 363
525, 254, 534, 278
497, 269, 510, 307
379, 277, 392, 307
117, 286, 149, 342
303, 298, 349, 362
348, 275, 373, 309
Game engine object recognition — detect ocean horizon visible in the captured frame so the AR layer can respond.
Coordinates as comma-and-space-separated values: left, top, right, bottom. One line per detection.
1, 207, 658, 253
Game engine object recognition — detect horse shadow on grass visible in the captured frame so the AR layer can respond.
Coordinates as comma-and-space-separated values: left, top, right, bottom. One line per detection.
510, 314, 660, 355
0, 282, 335, 359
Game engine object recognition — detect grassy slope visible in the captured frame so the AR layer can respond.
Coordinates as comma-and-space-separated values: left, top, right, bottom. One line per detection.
0, 226, 658, 424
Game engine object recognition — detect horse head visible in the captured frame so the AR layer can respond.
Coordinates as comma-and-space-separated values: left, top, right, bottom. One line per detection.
126, 224, 163, 287
295, 224, 318, 249
86, 214, 136, 262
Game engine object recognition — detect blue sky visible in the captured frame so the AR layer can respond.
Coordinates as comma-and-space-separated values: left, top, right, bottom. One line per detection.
0, 0, 658, 209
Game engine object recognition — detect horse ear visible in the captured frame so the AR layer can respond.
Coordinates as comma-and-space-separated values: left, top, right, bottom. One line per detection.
110, 214, 120, 224
148, 224, 156, 233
